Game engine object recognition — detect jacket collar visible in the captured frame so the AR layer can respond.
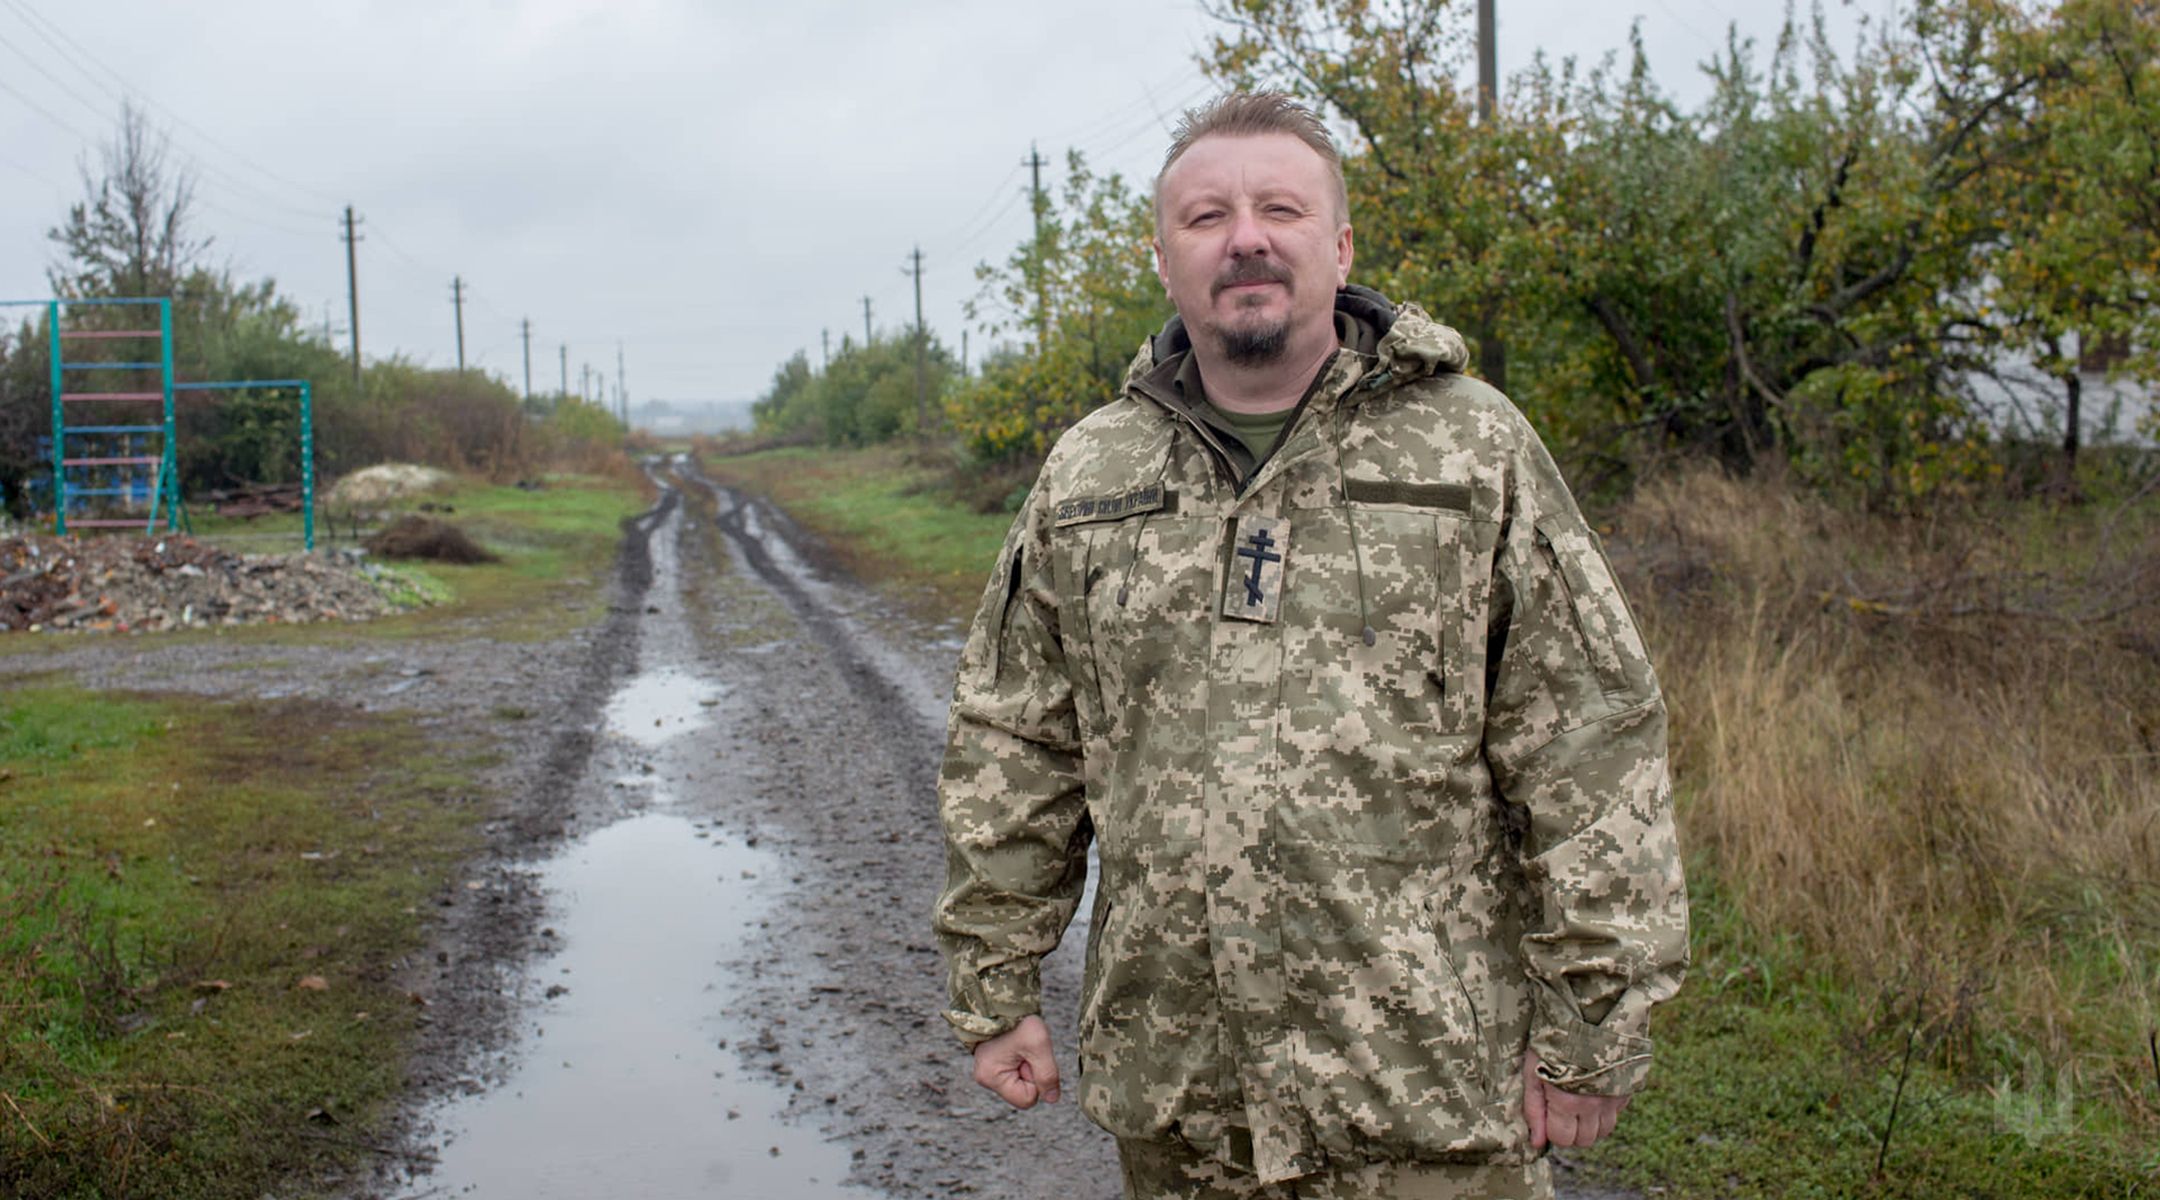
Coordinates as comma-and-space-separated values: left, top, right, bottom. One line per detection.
1122, 285, 1470, 415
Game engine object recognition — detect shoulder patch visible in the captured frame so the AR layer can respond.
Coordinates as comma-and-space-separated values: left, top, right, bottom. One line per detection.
1053, 483, 1174, 527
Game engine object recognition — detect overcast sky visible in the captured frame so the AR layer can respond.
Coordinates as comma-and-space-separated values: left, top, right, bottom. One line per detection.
0, 0, 1890, 410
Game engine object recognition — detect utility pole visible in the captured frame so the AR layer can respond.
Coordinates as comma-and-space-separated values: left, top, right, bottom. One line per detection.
907, 245, 927, 436
616, 342, 627, 427
861, 295, 873, 346
581, 363, 591, 405
821, 328, 831, 369
341, 205, 363, 389
1477, 0, 1496, 123
450, 276, 467, 374
961, 328, 969, 379
520, 318, 533, 402
1475, 0, 1506, 392
559, 344, 568, 398
1025, 142, 1049, 347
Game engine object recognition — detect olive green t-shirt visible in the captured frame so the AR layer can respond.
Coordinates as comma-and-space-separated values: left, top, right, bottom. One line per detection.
1202, 399, 1294, 470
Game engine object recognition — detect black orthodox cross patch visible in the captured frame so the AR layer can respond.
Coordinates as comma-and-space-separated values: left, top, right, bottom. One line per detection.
1221, 515, 1288, 624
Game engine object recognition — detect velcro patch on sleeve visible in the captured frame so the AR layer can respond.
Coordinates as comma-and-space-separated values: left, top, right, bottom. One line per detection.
1053, 483, 1173, 527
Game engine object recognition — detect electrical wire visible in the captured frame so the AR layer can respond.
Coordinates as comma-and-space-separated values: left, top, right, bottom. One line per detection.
920, 162, 1026, 258
0, 70, 94, 143
0, 23, 107, 123
0, 0, 341, 217
937, 188, 1028, 266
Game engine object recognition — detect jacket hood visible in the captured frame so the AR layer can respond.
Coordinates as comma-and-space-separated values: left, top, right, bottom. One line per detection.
1123, 285, 1471, 395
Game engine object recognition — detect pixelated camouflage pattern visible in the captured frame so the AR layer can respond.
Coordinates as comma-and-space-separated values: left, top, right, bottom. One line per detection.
1119, 1133, 1553, 1200
934, 295, 1688, 1184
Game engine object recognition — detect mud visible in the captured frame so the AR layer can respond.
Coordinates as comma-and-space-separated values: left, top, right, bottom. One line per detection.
1, 456, 1632, 1200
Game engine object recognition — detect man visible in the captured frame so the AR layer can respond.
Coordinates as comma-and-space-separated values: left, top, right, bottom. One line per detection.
934, 92, 1687, 1199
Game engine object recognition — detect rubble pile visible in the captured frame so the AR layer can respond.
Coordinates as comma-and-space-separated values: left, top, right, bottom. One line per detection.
0, 533, 411, 634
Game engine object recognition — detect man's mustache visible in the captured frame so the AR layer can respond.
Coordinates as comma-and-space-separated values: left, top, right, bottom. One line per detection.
1212, 259, 1292, 297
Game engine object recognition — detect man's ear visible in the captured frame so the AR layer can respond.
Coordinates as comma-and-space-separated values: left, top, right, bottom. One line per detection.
1335, 223, 1354, 288
1153, 237, 1169, 293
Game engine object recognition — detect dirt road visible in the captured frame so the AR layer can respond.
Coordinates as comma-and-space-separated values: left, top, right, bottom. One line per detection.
373, 456, 1119, 1198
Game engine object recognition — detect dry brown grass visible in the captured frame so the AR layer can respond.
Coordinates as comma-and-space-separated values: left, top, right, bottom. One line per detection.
1610, 465, 2160, 1127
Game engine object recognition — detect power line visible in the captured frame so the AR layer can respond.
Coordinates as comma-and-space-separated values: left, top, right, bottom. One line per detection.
1072, 76, 1216, 166
0, 149, 66, 191
195, 196, 324, 241
1038, 60, 1209, 149
0, 69, 94, 143
0, 23, 109, 123
934, 188, 1027, 266
0, 0, 345, 210
920, 162, 1025, 256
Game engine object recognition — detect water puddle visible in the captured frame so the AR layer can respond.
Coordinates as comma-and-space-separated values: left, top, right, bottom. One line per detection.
397, 812, 867, 1199
604, 666, 723, 747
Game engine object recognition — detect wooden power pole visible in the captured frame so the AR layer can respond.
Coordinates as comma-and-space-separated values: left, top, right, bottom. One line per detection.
1025, 142, 1049, 347
341, 205, 362, 389
908, 245, 927, 436
451, 276, 466, 374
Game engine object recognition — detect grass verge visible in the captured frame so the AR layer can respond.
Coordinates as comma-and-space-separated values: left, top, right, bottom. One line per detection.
0, 682, 484, 1199
696, 444, 1012, 622
1573, 466, 2159, 1197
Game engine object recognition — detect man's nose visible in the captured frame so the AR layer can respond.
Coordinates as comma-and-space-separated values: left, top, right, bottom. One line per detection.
1226, 205, 1268, 257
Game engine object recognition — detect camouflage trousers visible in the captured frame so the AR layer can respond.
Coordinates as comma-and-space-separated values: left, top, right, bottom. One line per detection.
1117, 1140, 1554, 1200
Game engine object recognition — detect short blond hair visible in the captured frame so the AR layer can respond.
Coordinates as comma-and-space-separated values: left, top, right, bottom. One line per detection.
1155, 92, 1349, 230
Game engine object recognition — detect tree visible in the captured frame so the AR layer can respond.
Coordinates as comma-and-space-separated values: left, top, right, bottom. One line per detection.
1967, 0, 2160, 484
948, 152, 1170, 461
753, 336, 959, 448
1201, 0, 2114, 504
46, 100, 209, 302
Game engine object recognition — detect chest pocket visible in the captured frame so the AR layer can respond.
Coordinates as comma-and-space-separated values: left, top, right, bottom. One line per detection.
1051, 511, 1218, 744
1273, 492, 1489, 846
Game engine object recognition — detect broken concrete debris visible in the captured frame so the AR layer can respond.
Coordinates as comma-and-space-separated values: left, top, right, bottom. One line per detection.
0, 532, 434, 634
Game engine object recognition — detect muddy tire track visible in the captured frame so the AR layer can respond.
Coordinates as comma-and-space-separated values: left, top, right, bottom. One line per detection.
672, 460, 1121, 1199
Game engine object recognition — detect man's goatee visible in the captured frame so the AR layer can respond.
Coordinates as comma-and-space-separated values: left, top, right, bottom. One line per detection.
1221, 322, 1289, 366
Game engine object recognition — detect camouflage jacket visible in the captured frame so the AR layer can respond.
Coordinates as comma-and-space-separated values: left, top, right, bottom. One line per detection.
934, 288, 1688, 1183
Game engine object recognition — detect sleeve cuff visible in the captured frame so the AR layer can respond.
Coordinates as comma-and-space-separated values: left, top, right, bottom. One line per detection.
1529, 987, 1655, 1096
942, 957, 1043, 1049
943, 1008, 1028, 1049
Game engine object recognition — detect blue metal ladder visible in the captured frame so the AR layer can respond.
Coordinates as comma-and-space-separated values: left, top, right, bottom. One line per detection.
47, 297, 182, 535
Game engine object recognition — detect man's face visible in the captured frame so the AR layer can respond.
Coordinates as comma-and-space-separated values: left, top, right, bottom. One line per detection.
1153, 132, 1353, 368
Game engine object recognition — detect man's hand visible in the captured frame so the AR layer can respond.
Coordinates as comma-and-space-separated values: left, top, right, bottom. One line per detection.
1522, 1049, 1631, 1150
971, 1014, 1062, 1109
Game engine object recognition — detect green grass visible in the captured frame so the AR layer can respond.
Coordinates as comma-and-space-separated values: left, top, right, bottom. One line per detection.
700, 445, 1011, 618
0, 684, 484, 1199
1574, 866, 2158, 1199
